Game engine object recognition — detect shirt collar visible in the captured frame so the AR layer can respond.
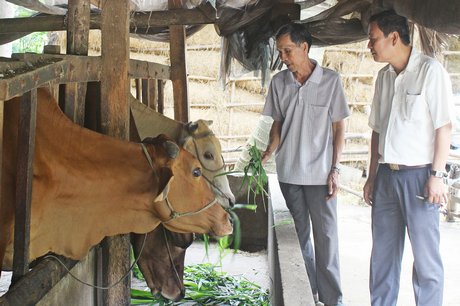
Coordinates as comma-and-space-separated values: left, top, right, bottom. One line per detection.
286, 59, 323, 86
405, 47, 420, 72
386, 47, 420, 74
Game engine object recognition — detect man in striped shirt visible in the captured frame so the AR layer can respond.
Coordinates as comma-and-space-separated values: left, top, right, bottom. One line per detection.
262, 23, 350, 306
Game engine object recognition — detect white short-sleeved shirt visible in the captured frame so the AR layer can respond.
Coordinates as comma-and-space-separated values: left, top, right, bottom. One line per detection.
262, 61, 350, 185
369, 48, 454, 165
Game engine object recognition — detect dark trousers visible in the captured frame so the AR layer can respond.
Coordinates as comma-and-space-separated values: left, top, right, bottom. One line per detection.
370, 165, 444, 306
279, 183, 342, 305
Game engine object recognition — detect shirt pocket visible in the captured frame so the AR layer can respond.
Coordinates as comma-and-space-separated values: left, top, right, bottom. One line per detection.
403, 93, 426, 122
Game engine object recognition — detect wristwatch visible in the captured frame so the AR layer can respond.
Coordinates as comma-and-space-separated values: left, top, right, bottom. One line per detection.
430, 169, 447, 178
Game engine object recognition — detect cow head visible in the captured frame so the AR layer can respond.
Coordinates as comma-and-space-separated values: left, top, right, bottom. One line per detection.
142, 136, 232, 237
180, 120, 236, 209
131, 226, 193, 301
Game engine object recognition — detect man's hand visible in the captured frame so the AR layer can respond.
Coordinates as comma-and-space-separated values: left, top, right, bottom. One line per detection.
424, 176, 448, 206
326, 170, 339, 200
261, 150, 272, 164
363, 178, 374, 206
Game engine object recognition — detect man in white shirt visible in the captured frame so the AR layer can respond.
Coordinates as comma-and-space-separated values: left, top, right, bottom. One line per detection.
363, 10, 453, 306
262, 23, 350, 306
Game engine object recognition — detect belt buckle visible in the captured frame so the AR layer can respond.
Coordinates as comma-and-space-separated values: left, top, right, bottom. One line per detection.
389, 163, 400, 170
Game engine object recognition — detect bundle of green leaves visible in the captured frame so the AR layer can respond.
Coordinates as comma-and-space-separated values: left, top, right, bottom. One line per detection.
131, 263, 269, 305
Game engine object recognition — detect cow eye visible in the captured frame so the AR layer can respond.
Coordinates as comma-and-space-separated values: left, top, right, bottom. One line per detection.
204, 151, 214, 160
193, 167, 202, 177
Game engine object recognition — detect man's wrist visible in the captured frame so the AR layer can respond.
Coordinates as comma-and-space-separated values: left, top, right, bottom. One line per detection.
331, 165, 340, 174
430, 169, 447, 178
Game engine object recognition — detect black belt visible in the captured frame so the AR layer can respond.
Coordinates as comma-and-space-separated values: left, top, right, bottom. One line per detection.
383, 163, 431, 171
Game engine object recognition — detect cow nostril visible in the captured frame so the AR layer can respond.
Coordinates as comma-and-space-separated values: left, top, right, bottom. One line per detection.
229, 198, 235, 208
153, 290, 162, 299
179, 288, 186, 300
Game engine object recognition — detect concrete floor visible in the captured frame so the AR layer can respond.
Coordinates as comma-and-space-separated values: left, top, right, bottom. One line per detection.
338, 196, 460, 306
2, 197, 460, 305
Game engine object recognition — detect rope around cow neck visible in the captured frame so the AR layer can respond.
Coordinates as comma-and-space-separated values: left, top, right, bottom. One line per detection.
162, 226, 184, 291
44, 233, 148, 290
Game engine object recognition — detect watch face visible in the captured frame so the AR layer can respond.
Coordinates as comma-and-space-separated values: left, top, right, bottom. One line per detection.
430, 170, 446, 178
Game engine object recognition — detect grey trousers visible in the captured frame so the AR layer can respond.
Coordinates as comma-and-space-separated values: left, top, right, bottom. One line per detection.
370, 165, 444, 306
279, 183, 343, 305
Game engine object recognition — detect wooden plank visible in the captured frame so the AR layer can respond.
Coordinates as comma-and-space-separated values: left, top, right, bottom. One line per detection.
141, 79, 149, 105
0, 8, 216, 35
11, 89, 37, 284
100, 0, 131, 304
0, 15, 67, 33
11, 53, 101, 83
148, 79, 157, 110
0, 59, 70, 100
169, 0, 189, 123
157, 79, 165, 114
65, 0, 91, 126
0, 256, 77, 305
135, 79, 141, 100
11, 53, 172, 84
130, 5, 216, 31
129, 59, 170, 80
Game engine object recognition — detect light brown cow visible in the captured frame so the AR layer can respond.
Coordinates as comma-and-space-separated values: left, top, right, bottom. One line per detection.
0, 88, 232, 276
130, 108, 235, 301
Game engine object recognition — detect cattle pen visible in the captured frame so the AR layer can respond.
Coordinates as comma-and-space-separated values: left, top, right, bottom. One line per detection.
2, 1, 460, 306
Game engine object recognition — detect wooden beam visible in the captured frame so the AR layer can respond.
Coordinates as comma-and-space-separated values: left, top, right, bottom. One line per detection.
0, 7, 217, 35
169, 0, 189, 123
11, 89, 37, 284
0, 256, 77, 305
0, 59, 69, 101
99, 0, 131, 304
64, 0, 91, 126
129, 59, 170, 80
130, 5, 216, 30
13, 54, 171, 82
10, 54, 101, 84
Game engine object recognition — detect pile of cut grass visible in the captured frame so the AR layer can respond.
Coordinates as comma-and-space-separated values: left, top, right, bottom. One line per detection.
131, 263, 269, 305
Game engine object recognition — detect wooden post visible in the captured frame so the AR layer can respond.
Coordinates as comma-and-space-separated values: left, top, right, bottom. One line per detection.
65, 0, 90, 125
169, 0, 189, 122
157, 80, 165, 114
141, 79, 149, 105
148, 79, 157, 110
11, 89, 37, 284
135, 78, 141, 100
99, 1, 131, 305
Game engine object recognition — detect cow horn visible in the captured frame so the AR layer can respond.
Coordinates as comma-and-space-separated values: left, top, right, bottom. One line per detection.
164, 140, 179, 159
186, 121, 199, 133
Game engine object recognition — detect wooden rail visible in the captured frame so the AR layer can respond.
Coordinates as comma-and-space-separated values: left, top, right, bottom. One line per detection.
0, 52, 174, 304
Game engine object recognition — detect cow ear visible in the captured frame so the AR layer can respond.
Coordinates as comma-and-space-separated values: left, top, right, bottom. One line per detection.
186, 121, 199, 133
154, 176, 174, 202
163, 140, 179, 159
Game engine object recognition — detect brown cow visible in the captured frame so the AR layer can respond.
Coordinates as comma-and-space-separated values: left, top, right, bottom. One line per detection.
132, 225, 193, 301
130, 115, 234, 301
0, 88, 232, 276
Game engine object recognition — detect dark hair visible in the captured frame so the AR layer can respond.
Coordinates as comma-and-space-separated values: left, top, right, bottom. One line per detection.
369, 10, 411, 45
275, 22, 313, 51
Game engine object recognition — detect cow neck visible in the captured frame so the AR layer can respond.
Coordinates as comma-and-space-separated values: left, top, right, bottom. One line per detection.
24, 90, 164, 260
